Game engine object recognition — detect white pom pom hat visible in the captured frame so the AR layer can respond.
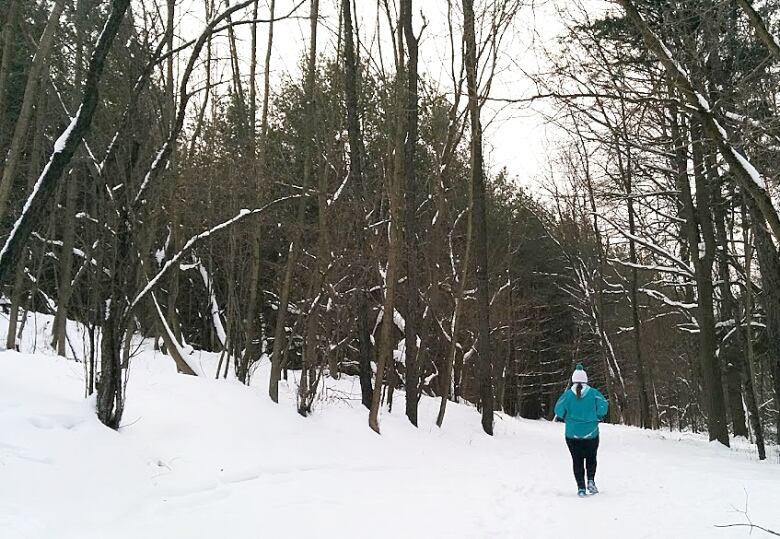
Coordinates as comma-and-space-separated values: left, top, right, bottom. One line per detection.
571, 363, 588, 384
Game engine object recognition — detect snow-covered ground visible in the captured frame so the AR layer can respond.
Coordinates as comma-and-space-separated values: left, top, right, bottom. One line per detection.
1, 313, 779, 539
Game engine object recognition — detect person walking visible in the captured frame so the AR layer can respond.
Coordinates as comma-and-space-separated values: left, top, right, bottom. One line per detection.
554, 363, 609, 497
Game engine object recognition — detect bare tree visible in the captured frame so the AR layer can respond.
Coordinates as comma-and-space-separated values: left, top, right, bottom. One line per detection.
463, 0, 494, 436
401, 0, 421, 426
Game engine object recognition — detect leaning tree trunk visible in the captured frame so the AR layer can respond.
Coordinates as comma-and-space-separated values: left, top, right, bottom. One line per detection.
617, 0, 780, 245
463, 0, 494, 436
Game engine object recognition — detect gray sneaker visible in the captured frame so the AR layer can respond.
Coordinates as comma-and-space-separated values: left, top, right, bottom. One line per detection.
587, 479, 598, 494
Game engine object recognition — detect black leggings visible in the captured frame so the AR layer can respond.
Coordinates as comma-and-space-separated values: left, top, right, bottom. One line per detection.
565, 437, 599, 489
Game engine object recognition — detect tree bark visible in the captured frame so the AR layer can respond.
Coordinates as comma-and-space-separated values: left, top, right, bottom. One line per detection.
0, 0, 67, 227
712, 175, 748, 437
300, 0, 326, 415
52, 174, 78, 355
622, 148, 651, 428
5, 81, 47, 351
52, 0, 89, 357
735, 0, 780, 62
0, 0, 19, 146
436, 209, 472, 427
692, 122, 730, 446
369, 10, 405, 434
671, 102, 730, 446
400, 0, 420, 427
240, 0, 273, 384
745, 193, 780, 446
342, 0, 373, 409
742, 204, 767, 459
463, 0, 493, 436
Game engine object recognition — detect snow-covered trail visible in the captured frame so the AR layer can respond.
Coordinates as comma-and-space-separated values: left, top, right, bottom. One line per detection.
1, 345, 779, 539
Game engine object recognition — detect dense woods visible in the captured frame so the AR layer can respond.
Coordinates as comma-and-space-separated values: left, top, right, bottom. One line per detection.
1, 0, 779, 460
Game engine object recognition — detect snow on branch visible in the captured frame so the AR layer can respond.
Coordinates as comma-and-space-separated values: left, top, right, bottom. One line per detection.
639, 287, 697, 311
608, 258, 693, 279
616, 0, 780, 243
150, 291, 198, 376
597, 212, 694, 276
130, 196, 300, 311
193, 258, 227, 348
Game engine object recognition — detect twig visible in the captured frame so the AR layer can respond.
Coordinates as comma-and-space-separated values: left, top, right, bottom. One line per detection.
715, 490, 780, 536
714, 523, 780, 536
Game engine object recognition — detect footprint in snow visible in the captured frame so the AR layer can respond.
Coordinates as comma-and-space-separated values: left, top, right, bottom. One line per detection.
28, 414, 84, 430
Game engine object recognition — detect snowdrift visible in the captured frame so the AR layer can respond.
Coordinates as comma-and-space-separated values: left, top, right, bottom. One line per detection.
1, 313, 779, 538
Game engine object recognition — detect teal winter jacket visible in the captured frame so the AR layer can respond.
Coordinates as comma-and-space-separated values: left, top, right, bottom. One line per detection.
554, 385, 609, 439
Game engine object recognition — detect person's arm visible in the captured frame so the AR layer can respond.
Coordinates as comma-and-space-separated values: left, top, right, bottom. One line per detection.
595, 389, 609, 420
554, 391, 569, 420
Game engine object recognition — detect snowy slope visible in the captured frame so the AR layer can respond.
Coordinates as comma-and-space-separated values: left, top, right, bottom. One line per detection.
1, 315, 779, 539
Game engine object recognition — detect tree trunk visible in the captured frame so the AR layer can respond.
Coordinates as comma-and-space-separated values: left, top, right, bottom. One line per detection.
98, 301, 124, 429
51, 0, 89, 356
712, 174, 748, 437
742, 204, 767, 460
342, 0, 373, 409
369, 12, 404, 434
691, 122, 730, 446
5, 257, 24, 350
269, 0, 318, 403
97, 205, 133, 429
0, 0, 67, 227
436, 210, 472, 427
671, 103, 730, 446
626, 176, 651, 428
463, 0, 493, 436
400, 0, 420, 427
0, 0, 19, 146
164, 0, 183, 344
5, 81, 47, 351
745, 193, 780, 446
585, 161, 626, 421
300, 0, 326, 414
52, 175, 78, 355
240, 0, 273, 384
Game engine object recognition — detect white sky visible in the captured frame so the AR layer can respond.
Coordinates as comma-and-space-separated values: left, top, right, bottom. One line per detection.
169, 0, 581, 188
